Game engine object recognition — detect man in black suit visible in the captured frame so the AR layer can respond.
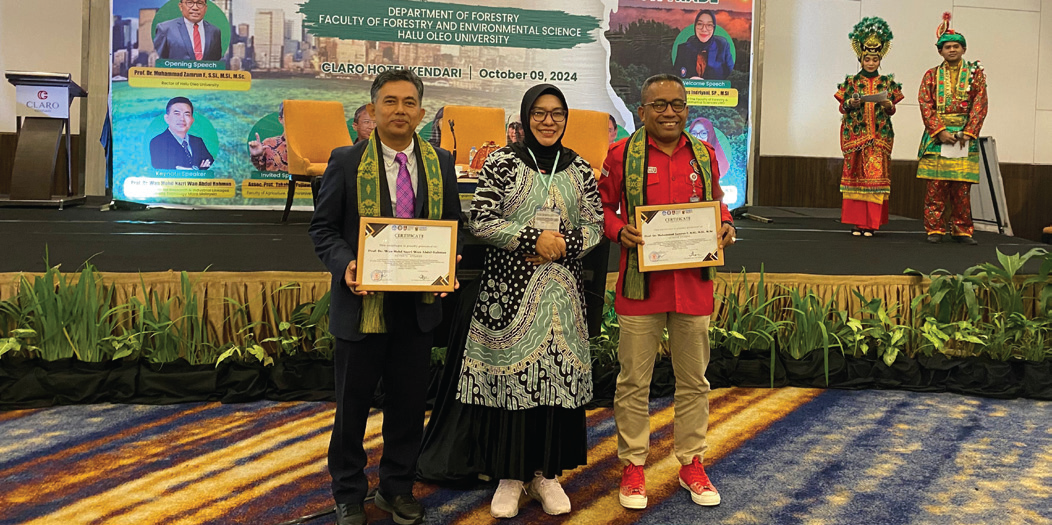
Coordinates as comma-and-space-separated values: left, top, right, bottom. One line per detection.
149, 97, 214, 170
309, 69, 461, 525
153, 0, 223, 61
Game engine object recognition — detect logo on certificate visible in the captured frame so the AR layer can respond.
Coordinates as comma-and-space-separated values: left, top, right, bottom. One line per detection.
371, 270, 386, 281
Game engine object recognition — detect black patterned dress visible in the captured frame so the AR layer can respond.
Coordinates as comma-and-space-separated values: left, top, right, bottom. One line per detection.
456, 146, 603, 480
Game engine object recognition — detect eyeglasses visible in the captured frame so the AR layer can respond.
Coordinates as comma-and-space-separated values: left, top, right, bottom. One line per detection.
642, 99, 687, 113
181, 0, 207, 7
529, 109, 567, 123
696, 23, 715, 30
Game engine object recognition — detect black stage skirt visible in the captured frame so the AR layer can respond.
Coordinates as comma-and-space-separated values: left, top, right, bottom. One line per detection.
417, 279, 587, 484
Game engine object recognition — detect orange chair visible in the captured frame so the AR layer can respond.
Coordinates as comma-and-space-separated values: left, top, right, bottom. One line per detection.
561, 109, 612, 180
282, 100, 353, 222
438, 106, 506, 166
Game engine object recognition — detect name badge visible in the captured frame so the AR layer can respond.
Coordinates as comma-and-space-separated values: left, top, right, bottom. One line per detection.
534, 206, 561, 231
647, 167, 658, 174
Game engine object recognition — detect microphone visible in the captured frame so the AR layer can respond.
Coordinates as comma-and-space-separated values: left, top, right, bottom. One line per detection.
447, 119, 457, 163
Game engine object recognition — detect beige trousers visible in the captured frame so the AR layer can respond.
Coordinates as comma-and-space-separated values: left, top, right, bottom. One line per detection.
614, 312, 711, 466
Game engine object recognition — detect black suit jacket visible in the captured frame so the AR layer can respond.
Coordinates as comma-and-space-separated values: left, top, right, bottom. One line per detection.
309, 137, 461, 341
153, 18, 223, 61
149, 131, 214, 170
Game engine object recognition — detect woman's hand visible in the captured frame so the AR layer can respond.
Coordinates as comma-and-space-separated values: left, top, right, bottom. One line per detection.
526, 237, 567, 265
535, 230, 566, 261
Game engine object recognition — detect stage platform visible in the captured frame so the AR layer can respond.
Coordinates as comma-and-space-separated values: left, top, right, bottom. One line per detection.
0, 199, 1045, 276
1, 199, 1048, 358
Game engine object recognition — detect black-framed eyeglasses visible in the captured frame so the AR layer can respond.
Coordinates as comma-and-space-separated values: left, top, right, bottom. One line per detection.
182, 0, 207, 6
643, 100, 687, 113
529, 109, 567, 123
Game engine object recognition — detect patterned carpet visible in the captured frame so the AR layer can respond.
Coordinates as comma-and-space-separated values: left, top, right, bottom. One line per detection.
1, 388, 1049, 525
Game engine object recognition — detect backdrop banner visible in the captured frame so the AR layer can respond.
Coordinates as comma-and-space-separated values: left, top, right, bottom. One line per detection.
110, 0, 753, 208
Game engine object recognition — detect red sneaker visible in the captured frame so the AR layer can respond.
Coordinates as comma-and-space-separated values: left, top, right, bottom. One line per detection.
679, 457, 720, 506
619, 463, 648, 509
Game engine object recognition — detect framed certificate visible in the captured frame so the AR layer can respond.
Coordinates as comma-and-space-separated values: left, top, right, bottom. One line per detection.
356, 218, 458, 292
634, 202, 724, 272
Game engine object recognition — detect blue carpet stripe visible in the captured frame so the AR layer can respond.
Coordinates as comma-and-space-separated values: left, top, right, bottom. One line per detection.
1, 390, 1048, 525
637, 390, 1052, 525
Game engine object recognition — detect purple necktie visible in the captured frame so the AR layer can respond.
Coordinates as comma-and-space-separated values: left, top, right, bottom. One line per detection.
394, 152, 415, 218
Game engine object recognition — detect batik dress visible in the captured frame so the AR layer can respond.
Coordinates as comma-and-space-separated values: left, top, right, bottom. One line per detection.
458, 147, 603, 410
916, 60, 989, 236
454, 146, 603, 480
835, 70, 904, 230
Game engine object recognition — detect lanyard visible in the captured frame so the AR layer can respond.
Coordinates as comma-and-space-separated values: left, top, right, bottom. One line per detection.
527, 148, 560, 205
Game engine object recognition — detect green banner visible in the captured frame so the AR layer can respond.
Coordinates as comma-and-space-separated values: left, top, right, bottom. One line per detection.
299, 0, 599, 49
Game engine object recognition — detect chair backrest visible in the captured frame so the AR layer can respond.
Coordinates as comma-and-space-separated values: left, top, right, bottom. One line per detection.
561, 108, 612, 180
283, 99, 353, 176
439, 105, 506, 165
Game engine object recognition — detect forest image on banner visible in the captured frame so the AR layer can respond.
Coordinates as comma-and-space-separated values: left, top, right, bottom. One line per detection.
109, 0, 753, 208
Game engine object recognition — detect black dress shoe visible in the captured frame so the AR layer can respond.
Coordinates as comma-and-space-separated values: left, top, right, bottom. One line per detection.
375, 491, 425, 525
953, 235, 978, 245
335, 503, 367, 525
926, 234, 943, 244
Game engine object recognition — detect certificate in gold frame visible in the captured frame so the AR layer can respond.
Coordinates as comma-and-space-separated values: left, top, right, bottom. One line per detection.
355, 217, 458, 292
634, 201, 723, 272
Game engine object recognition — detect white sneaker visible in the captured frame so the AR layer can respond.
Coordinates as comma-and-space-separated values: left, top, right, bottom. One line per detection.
527, 475, 571, 515
490, 479, 524, 518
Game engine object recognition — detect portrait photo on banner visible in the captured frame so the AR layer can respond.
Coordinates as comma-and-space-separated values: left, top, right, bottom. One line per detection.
608, 0, 754, 209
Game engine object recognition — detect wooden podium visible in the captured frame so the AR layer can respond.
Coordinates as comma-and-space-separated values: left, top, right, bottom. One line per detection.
2, 71, 88, 208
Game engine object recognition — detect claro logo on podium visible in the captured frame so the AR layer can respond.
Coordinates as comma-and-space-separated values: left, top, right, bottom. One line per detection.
25, 90, 61, 110
14, 85, 69, 118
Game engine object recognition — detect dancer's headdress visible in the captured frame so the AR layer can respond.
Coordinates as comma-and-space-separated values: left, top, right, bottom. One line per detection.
935, 12, 966, 49
849, 17, 893, 60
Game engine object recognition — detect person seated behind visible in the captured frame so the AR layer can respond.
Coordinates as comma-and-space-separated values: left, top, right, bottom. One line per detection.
352, 104, 376, 144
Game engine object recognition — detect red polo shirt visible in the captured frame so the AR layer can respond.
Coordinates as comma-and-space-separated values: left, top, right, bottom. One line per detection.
599, 134, 732, 316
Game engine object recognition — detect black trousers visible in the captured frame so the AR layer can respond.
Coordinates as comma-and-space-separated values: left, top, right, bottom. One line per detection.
329, 299, 433, 505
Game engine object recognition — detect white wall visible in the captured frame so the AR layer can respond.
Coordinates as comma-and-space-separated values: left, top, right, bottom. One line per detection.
760, 0, 1052, 165
0, 0, 85, 133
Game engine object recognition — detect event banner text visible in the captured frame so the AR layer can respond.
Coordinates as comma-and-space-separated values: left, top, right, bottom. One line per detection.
299, 0, 600, 48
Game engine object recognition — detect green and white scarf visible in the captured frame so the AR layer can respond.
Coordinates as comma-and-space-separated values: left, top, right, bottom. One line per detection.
356, 131, 444, 333
622, 129, 715, 301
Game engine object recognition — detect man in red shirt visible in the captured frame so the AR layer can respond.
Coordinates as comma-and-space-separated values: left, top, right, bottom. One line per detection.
598, 74, 735, 510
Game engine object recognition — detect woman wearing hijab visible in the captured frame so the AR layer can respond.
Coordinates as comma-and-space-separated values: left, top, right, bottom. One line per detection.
672, 10, 735, 80
456, 84, 604, 518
